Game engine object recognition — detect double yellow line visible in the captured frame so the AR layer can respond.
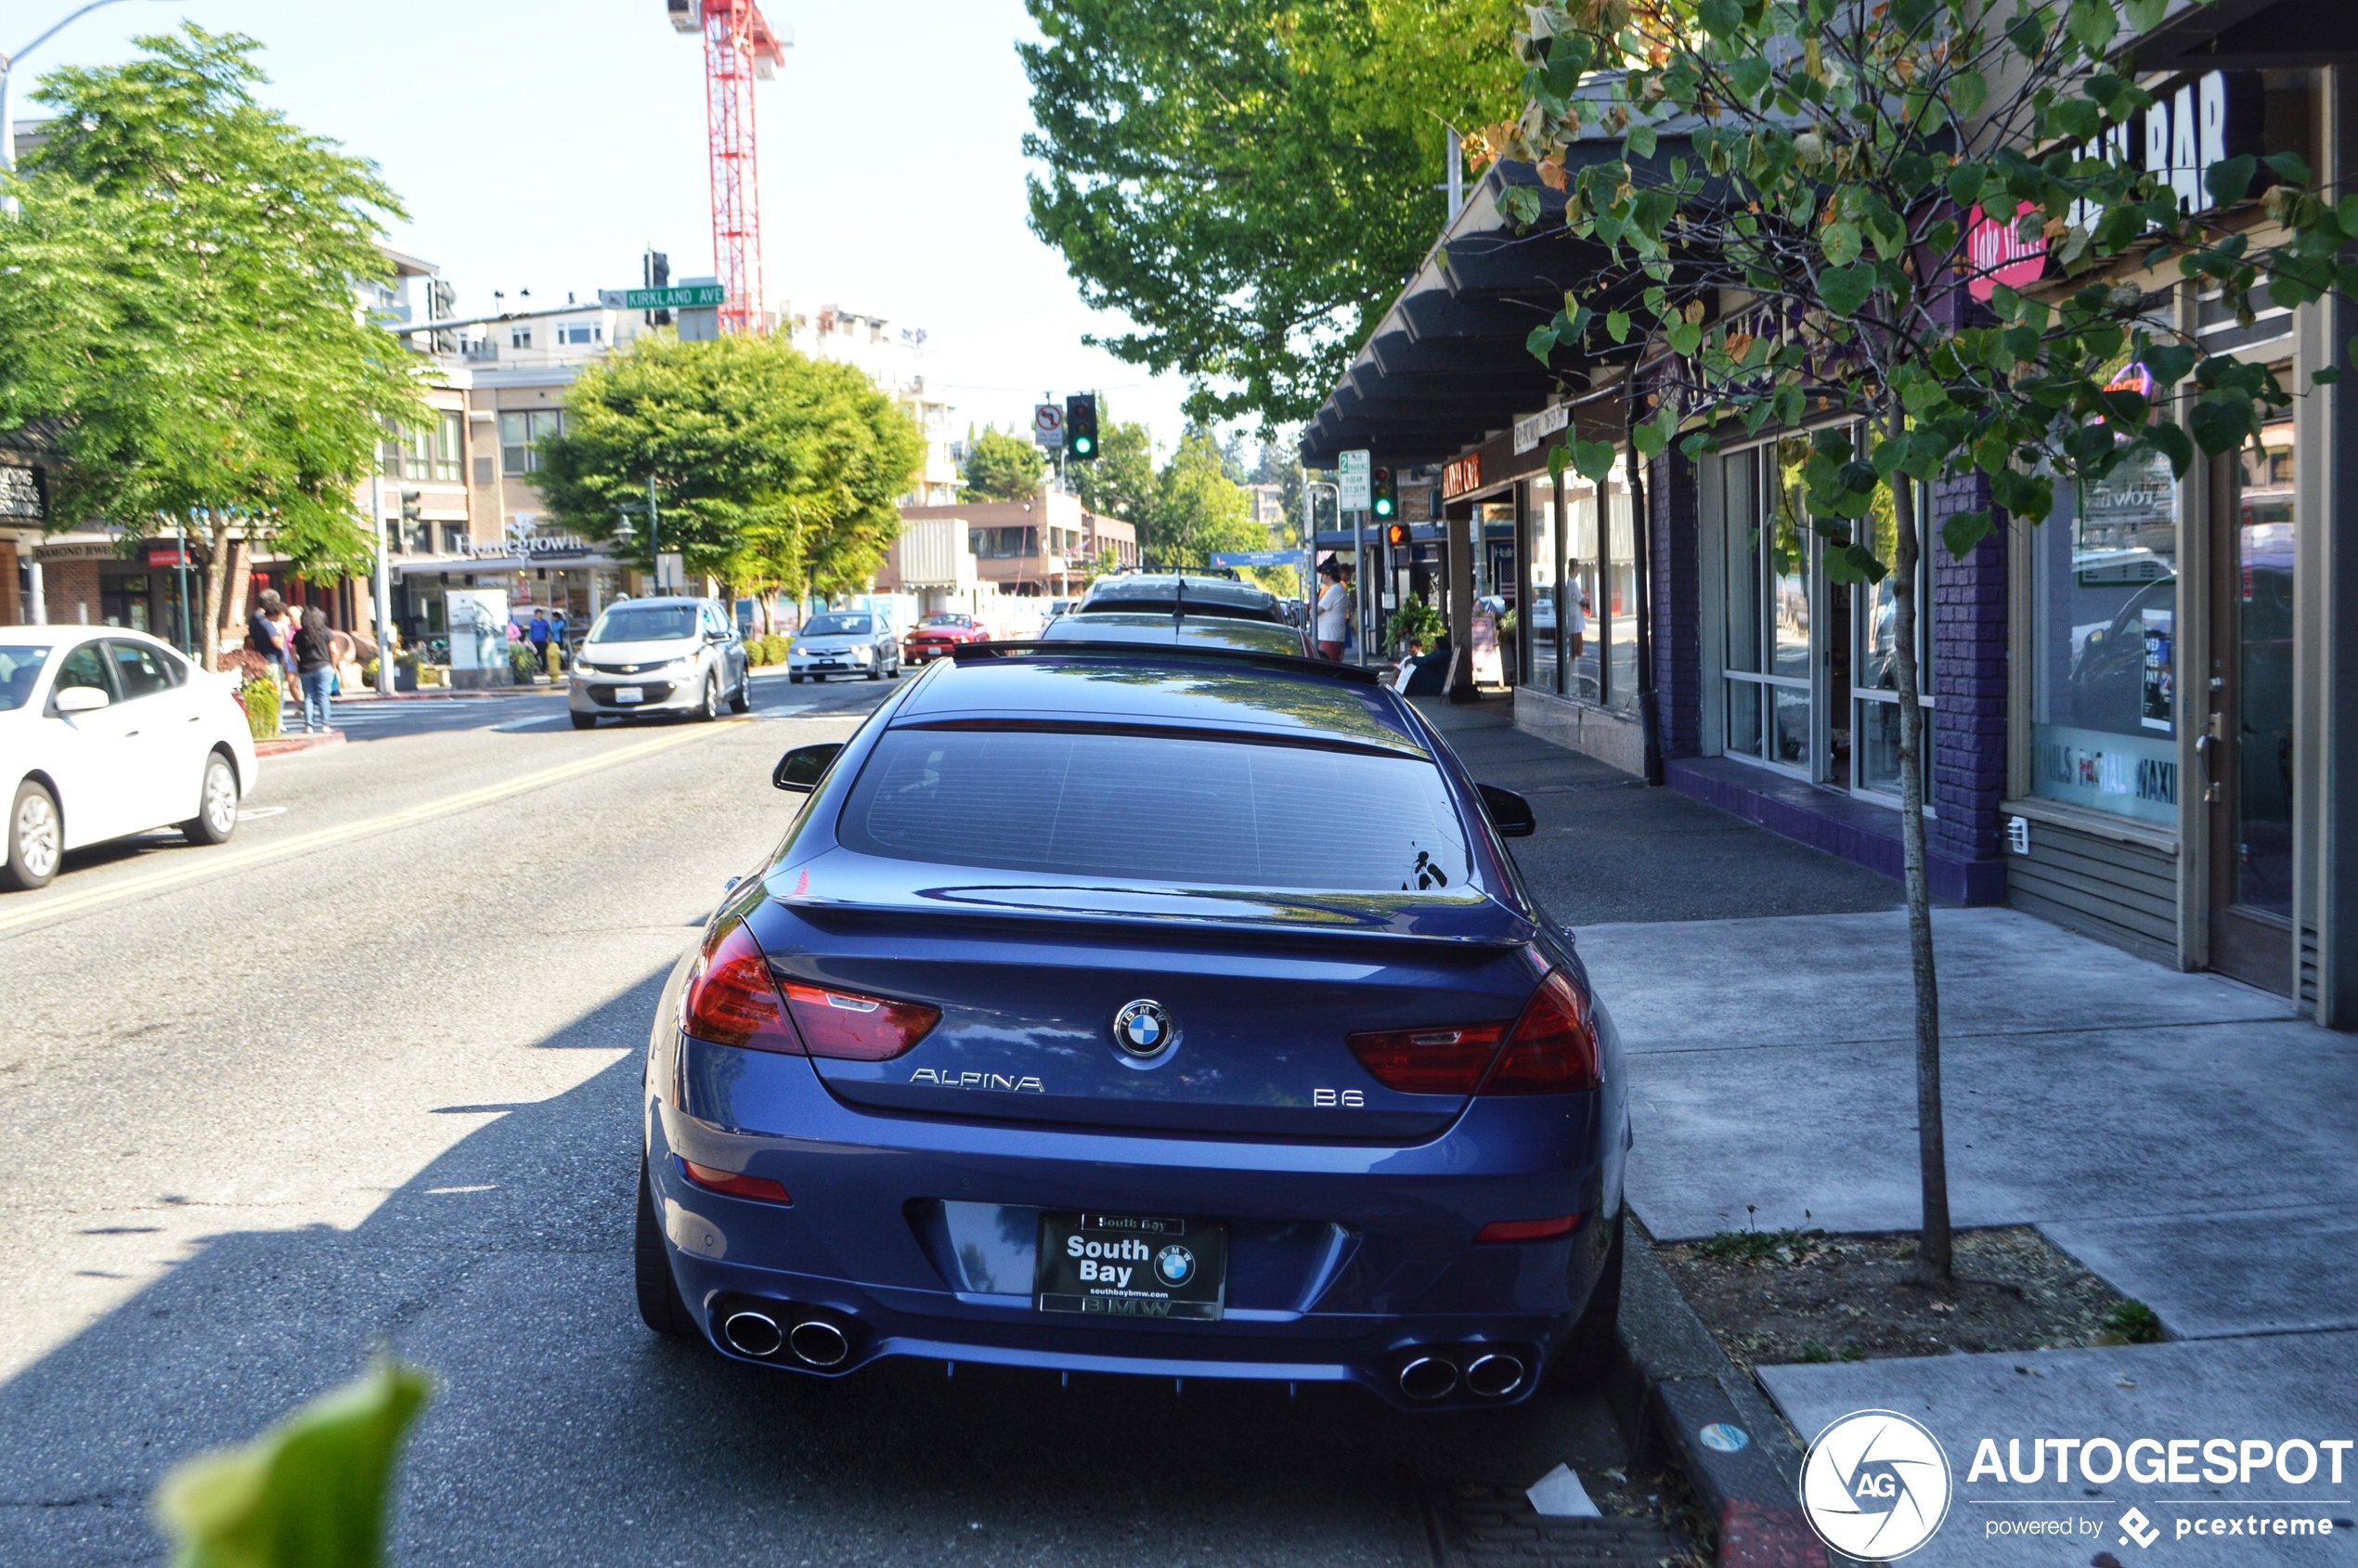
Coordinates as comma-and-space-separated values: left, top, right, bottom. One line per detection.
0, 720, 746, 938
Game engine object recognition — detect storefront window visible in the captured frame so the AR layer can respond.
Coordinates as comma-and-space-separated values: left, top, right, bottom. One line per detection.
1525, 480, 1559, 693
1605, 477, 1639, 713
1568, 483, 1601, 703
1855, 482, 1934, 800
2028, 445, 2179, 825
1720, 437, 1814, 770
2234, 415, 2295, 914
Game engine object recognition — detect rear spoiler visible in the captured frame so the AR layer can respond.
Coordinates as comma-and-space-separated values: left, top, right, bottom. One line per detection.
947, 640, 1380, 685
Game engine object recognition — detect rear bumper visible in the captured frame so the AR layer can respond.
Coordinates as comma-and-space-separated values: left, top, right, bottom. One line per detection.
645, 1035, 1624, 1409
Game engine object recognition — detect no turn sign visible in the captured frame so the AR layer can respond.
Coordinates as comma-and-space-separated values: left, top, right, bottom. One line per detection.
1033, 402, 1066, 447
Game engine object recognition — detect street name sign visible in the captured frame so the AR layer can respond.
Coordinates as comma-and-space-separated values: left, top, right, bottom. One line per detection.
1338, 449, 1372, 511
597, 285, 728, 311
1210, 550, 1312, 568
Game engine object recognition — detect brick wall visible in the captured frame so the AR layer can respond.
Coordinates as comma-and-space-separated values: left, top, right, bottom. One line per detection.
0, 541, 18, 626
45, 560, 98, 627
1927, 470, 2007, 863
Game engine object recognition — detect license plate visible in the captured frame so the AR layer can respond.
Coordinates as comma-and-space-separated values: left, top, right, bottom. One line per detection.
1035, 1212, 1226, 1321
614, 686, 642, 704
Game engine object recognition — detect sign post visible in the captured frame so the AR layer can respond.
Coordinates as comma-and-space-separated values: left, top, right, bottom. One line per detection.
1337, 450, 1374, 665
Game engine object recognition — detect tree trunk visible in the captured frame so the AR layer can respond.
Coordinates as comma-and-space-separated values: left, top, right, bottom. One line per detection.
1886, 405, 1953, 1286
200, 515, 231, 672
220, 536, 253, 661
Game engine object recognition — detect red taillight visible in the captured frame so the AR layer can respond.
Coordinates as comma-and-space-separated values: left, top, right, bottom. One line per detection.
1344, 1022, 1508, 1095
680, 921, 800, 1054
1483, 970, 1600, 1094
1476, 1212, 1583, 1244
679, 1158, 793, 1204
1345, 970, 1599, 1096
782, 981, 939, 1060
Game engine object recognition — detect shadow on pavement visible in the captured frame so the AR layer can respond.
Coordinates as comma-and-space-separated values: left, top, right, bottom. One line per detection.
0, 969, 1639, 1567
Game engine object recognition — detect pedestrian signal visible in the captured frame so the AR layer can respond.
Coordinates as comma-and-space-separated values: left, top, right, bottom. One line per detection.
1386, 524, 1407, 547
1066, 394, 1098, 460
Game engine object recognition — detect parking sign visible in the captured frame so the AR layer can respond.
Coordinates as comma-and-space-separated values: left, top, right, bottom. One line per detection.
1338, 449, 1372, 511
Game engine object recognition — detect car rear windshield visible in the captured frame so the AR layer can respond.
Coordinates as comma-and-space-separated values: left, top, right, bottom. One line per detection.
1078, 598, 1278, 623
803, 615, 873, 636
839, 728, 1470, 892
0, 646, 51, 711
589, 605, 697, 642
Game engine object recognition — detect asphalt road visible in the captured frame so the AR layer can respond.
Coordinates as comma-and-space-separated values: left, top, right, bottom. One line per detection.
0, 667, 1682, 1567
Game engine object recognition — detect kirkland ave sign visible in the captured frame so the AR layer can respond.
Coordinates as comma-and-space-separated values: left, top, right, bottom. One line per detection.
595, 285, 727, 310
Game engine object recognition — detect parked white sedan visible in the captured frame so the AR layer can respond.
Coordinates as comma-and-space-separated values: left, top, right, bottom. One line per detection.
0, 628, 257, 891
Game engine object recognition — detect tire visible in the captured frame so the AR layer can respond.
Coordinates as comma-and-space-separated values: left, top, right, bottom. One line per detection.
634, 1156, 700, 1341
2, 779, 62, 891
696, 672, 720, 722
887, 653, 901, 679
1548, 1210, 1626, 1391
181, 751, 240, 846
866, 658, 884, 681
810, 673, 825, 684
729, 670, 751, 714
789, 674, 804, 685
571, 713, 598, 730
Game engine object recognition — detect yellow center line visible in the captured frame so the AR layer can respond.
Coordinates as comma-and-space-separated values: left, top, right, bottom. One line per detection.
0, 719, 754, 939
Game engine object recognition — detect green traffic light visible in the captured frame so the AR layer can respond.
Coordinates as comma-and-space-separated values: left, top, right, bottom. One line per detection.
1375, 499, 1393, 517
1073, 436, 1093, 454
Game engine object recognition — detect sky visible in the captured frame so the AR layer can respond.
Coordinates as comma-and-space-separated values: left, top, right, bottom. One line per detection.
5, 0, 1217, 457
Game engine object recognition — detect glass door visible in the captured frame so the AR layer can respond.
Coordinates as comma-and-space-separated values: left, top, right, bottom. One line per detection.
2207, 397, 2297, 992
1718, 437, 1815, 773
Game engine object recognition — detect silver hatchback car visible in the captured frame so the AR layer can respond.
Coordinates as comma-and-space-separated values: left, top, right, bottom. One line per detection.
569, 598, 750, 728
787, 609, 900, 683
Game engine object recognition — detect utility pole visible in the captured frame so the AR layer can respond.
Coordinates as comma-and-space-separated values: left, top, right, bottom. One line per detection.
648, 473, 660, 591
174, 515, 192, 657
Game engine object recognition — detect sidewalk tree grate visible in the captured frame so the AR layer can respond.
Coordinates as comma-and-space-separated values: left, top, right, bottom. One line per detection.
1427, 1483, 1700, 1568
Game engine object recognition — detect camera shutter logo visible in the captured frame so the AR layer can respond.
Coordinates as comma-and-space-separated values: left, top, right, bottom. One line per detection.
1798, 1409, 1953, 1559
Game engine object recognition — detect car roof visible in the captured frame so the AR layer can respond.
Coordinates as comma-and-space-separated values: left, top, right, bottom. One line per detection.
599, 596, 714, 611
893, 648, 1424, 755
1036, 613, 1304, 657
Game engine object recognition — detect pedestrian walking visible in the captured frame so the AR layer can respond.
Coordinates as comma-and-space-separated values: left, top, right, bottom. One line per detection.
528, 609, 551, 675
1315, 559, 1350, 662
247, 590, 295, 698
549, 607, 569, 670
294, 608, 336, 733
270, 597, 302, 703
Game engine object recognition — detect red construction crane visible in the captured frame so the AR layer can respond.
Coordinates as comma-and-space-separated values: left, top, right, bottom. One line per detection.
668, 1, 788, 336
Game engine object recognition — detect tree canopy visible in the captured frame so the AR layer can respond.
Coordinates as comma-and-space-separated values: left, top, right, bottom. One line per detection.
531, 335, 925, 603
0, 25, 424, 577
961, 425, 1046, 500
1020, 0, 1527, 426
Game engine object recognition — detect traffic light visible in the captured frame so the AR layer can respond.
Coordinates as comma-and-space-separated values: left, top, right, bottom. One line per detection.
399, 489, 421, 524
1386, 523, 1407, 548
1066, 394, 1098, 460
1372, 466, 1397, 520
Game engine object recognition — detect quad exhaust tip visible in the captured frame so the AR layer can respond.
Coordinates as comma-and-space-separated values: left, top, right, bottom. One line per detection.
1464, 1352, 1526, 1398
721, 1310, 784, 1358
1397, 1355, 1458, 1402
788, 1319, 850, 1367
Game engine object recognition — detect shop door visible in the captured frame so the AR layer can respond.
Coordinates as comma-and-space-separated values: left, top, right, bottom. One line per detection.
2205, 408, 2297, 994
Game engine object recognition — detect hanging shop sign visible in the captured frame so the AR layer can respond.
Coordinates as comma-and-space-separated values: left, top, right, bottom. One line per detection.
1442, 451, 1483, 500
1512, 405, 1571, 455
0, 463, 43, 522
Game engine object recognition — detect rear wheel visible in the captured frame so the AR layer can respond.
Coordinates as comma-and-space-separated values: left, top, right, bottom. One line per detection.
571, 713, 598, 730
181, 751, 240, 846
2, 780, 61, 891
635, 1156, 700, 1341
1548, 1211, 1625, 1391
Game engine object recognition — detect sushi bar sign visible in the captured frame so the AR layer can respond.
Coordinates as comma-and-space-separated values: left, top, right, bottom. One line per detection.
1966, 70, 2264, 302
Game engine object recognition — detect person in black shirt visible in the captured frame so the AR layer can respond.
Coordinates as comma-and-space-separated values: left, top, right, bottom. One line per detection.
294, 608, 336, 732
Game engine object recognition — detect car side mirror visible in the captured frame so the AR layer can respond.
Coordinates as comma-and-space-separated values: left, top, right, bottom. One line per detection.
1477, 784, 1535, 838
773, 742, 843, 793
54, 684, 110, 715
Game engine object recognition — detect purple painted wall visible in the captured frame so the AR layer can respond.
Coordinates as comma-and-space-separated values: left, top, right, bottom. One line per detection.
1927, 470, 2007, 866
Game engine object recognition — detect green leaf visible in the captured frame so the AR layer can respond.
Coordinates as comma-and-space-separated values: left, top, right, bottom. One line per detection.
2205, 154, 2258, 208
1726, 58, 1772, 105
1606, 310, 1632, 343
1498, 186, 1544, 227
1626, 123, 1659, 161
2006, 9, 2048, 58
1941, 510, 1996, 561
1548, 443, 1574, 482
2188, 395, 2256, 453
1572, 439, 1618, 485
1820, 264, 1876, 318
2146, 421, 2195, 477
2313, 367, 2343, 385
154, 1361, 432, 1568
2124, 0, 2169, 27
2066, 0, 2118, 52
1667, 321, 1704, 356
2144, 343, 2199, 389
1679, 430, 1721, 460
1632, 420, 1670, 459
2265, 149, 2313, 188
1947, 162, 1989, 209
1950, 71, 1989, 122
1772, 382, 1807, 427
1825, 540, 1890, 584
1526, 324, 1561, 365
1697, 0, 1743, 37
1821, 221, 1863, 267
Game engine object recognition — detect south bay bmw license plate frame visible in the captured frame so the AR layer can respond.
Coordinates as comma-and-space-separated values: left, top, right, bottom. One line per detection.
1034, 1212, 1227, 1322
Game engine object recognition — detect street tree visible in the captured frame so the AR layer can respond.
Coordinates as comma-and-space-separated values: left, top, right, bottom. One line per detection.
961, 425, 1047, 500
0, 26, 427, 667
1501, 0, 2349, 1281
532, 335, 925, 606
1147, 430, 1265, 567
1069, 412, 1160, 529
1021, 0, 1527, 425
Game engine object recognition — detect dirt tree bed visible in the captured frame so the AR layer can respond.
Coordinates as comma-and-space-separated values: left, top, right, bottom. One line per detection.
1656, 1225, 2153, 1377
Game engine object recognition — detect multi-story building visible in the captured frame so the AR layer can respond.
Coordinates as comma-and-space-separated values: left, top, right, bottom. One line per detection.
790, 305, 963, 505
878, 491, 1138, 606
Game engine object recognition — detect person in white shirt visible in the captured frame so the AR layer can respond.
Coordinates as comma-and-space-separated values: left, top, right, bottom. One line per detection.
1314, 559, 1350, 660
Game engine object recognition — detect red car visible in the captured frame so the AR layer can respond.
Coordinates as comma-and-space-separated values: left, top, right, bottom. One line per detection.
902, 613, 990, 663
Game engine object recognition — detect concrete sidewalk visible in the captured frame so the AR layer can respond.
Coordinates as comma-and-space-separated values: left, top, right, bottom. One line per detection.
1419, 696, 2358, 1565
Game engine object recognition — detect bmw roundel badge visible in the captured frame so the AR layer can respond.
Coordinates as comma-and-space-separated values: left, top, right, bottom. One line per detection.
1112, 998, 1173, 1057
1154, 1243, 1196, 1287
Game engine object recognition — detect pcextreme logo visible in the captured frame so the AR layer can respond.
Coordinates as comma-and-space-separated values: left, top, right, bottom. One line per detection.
1800, 1409, 1954, 1559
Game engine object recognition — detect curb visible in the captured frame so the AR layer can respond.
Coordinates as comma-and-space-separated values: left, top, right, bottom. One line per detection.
1609, 1220, 1828, 1568
254, 731, 347, 758
339, 686, 567, 703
